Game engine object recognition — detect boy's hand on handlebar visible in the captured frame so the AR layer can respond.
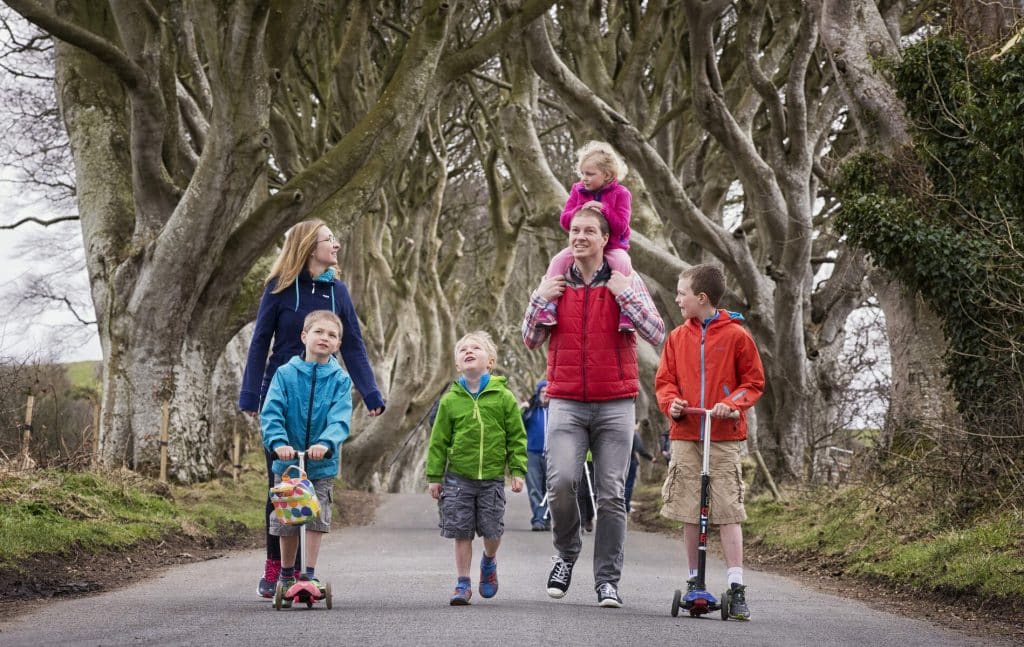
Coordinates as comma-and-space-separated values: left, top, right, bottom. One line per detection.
307, 444, 328, 460
510, 476, 524, 493
669, 398, 688, 419
429, 483, 442, 499
274, 445, 296, 460
710, 403, 737, 419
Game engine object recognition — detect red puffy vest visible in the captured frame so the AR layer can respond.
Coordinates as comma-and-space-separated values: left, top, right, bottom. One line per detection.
546, 283, 638, 401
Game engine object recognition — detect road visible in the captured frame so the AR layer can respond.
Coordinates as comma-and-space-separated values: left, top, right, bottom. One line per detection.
0, 491, 999, 646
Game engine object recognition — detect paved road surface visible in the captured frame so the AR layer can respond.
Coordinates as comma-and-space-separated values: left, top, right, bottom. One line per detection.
0, 491, 1000, 646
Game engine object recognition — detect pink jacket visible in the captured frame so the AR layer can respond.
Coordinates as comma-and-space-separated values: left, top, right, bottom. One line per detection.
560, 179, 632, 251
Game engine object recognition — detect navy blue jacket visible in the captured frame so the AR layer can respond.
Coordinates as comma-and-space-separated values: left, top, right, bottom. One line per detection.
521, 379, 549, 453
239, 272, 384, 413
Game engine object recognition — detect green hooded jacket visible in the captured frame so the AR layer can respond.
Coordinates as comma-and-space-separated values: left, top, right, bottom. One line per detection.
426, 376, 528, 482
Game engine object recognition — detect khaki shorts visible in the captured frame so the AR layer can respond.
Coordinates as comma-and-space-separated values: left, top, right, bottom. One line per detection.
661, 440, 746, 525
269, 475, 334, 536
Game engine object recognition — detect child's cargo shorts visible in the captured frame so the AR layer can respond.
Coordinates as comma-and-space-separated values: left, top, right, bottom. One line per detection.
660, 440, 747, 524
269, 475, 334, 536
437, 472, 506, 540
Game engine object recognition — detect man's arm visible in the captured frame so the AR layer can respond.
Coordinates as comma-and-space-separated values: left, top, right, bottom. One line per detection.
614, 274, 666, 346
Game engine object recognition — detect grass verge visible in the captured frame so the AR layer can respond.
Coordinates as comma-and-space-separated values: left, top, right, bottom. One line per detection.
0, 451, 267, 569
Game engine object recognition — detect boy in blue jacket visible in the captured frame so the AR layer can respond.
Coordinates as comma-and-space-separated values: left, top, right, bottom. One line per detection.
261, 310, 353, 601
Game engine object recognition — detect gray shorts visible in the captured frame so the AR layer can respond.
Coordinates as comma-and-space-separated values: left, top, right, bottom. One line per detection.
269, 475, 334, 536
438, 472, 506, 540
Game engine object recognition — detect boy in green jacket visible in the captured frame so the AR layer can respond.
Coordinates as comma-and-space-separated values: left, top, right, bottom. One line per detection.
427, 331, 528, 605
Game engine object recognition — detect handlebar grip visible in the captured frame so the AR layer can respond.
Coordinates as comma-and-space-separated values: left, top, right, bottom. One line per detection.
682, 407, 741, 420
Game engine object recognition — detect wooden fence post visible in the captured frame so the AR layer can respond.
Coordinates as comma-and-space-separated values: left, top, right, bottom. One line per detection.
18, 395, 35, 470
159, 401, 169, 483
91, 402, 101, 465
232, 419, 241, 481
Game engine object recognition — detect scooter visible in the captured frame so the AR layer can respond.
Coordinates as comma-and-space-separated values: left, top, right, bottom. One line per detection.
670, 407, 739, 619
274, 451, 333, 610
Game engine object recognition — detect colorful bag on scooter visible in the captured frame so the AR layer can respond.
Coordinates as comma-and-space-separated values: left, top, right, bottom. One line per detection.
269, 465, 321, 526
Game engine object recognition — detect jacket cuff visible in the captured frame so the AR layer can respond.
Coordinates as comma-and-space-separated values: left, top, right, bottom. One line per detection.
239, 391, 259, 412
363, 390, 386, 412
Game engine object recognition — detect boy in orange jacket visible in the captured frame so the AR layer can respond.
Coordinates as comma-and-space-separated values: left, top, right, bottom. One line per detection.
655, 264, 765, 620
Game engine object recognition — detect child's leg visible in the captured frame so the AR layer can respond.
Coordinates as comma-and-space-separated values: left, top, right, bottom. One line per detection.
482, 536, 501, 558
454, 538, 473, 579
720, 522, 744, 585
303, 530, 325, 571
280, 535, 299, 572
683, 522, 699, 575
604, 248, 632, 275
545, 247, 575, 278
537, 248, 575, 326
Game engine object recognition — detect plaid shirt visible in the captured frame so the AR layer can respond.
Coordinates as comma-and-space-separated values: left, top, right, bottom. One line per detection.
522, 262, 665, 349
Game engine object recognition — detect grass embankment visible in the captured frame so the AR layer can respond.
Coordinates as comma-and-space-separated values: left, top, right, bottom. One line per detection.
744, 486, 1024, 602
632, 478, 1024, 604
0, 452, 267, 570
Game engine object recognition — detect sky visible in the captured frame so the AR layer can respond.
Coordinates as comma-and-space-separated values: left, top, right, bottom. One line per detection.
0, 174, 102, 363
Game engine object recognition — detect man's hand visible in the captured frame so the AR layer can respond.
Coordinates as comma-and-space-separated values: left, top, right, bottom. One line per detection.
710, 403, 736, 419
607, 270, 631, 296
535, 275, 567, 302
307, 444, 328, 460
510, 476, 524, 493
274, 445, 296, 460
429, 483, 442, 499
668, 398, 689, 420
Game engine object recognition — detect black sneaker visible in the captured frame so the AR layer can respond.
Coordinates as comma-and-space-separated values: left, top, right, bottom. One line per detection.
596, 582, 623, 608
686, 577, 698, 592
546, 556, 575, 598
728, 583, 750, 620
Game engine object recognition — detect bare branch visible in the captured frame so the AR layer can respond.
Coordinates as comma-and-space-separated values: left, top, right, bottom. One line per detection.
0, 214, 79, 229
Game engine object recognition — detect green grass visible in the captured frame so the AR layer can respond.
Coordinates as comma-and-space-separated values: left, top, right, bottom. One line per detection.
64, 361, 101, 391
0, 451, 267, 568
745, 486, 1024, 600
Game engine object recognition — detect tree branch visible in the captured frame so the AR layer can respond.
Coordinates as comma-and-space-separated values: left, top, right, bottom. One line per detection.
0, 214, 79, 229
4, 0, 146, 88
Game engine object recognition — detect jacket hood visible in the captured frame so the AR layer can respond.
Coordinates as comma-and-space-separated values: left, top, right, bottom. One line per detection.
533, 379, 548, 397
286, 354, 344, 377
684, 309, 745, 333
449, 374, 508, 396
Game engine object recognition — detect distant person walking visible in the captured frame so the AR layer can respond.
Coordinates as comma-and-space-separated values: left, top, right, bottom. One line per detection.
522, 207, 665, 608
522, 379, 551, 531
239, 219, 385, 599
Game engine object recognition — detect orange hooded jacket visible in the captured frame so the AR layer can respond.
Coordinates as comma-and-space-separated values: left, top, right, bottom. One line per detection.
655, 309, 765, 442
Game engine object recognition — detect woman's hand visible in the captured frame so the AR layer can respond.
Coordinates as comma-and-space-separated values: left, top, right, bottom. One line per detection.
366, 407, 384, 417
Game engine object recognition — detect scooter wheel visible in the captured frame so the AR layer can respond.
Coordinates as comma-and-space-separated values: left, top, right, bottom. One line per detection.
720, 590, 730, 621
671, 589, 681, 617
273, 582, 284, 611
325, 581, 333, 610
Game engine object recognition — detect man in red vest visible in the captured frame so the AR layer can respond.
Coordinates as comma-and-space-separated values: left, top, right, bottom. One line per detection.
522, 207, 665, 608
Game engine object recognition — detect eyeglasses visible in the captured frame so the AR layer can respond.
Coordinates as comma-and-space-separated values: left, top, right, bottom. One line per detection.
317, 235, 338, 245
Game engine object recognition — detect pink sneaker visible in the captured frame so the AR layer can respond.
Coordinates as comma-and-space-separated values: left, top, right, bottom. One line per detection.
618, 312, 634, 332
537, 307, 558, 328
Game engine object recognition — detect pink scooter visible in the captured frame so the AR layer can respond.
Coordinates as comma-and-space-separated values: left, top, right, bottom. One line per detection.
273, 451, 333, 610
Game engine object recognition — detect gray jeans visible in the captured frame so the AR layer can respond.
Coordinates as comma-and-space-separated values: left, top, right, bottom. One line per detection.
545, 397, 635, 588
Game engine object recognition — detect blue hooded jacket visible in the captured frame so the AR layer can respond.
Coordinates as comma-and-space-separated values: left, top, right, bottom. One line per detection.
261, 355, 353, 480
521, 379, 549, 453
239, 271, 384, 414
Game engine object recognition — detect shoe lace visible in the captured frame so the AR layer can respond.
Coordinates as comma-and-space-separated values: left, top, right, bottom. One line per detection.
732, 585, 746, 603
265, 560, 281, 581
598, 582, 618, 599
550, 557, 573, 585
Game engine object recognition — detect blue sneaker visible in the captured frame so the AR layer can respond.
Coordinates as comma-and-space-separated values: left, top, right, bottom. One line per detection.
450, 579, 472, 606
479, 555, 498, 598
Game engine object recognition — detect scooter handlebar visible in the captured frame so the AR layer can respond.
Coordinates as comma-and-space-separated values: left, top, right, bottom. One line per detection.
682, 407, 741, 420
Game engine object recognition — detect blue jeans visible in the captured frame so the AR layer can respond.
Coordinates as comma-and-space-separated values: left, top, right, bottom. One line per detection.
526, 450, 548, 526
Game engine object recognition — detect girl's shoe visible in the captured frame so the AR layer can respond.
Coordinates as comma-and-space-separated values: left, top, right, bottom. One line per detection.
618, 312, 635, 332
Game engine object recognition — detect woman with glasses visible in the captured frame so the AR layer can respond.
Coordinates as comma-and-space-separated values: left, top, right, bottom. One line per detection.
239, 218, 385, 599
